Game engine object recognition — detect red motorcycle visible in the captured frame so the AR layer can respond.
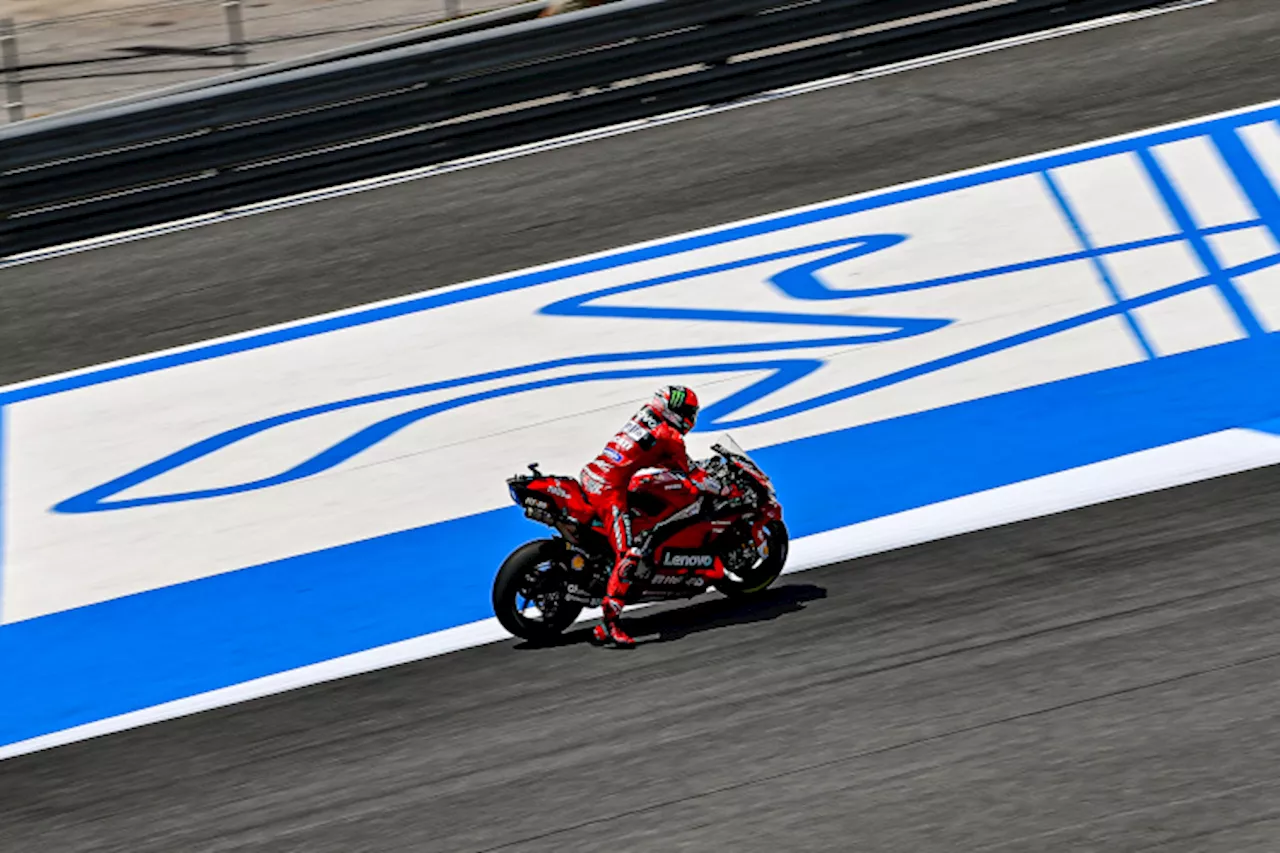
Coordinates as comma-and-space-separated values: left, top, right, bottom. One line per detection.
493, 436, 789, 642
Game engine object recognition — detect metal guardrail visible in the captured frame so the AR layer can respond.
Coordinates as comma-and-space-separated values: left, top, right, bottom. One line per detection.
0, 0, 1169, 257
7, 0, 531, 119
31, 1, 549, 125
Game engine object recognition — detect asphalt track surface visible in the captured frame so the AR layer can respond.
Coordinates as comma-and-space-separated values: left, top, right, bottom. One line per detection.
4, 467, 1280, 851
4, 0, 1280, 850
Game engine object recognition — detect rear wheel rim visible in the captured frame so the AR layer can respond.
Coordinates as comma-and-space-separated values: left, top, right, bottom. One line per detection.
513, 560, 565, 627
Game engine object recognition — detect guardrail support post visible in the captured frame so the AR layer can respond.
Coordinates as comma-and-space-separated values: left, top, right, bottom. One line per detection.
223, 0, 248, 69
1, 17, 24, 123
446, 0, 460, 18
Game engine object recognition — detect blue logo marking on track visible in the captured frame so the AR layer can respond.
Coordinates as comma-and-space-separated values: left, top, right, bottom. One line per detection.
47, 120, 1280, 514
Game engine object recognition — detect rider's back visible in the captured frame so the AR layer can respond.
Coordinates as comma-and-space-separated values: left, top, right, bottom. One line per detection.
581, 405, 690, 492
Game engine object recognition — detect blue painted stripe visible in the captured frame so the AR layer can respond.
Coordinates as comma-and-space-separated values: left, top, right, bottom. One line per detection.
1213, 124, 1280, 248
0, 507, 538, 743
1041, 169, 1157, 359
1138, 146, 1266, 338
1252, 418, 1280, 437
3, 102, 1279, 408
0, 406, 5, 621
4, 331, 1280, 747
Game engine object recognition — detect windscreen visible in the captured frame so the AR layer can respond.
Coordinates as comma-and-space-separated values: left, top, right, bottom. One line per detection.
710, 433, 753, 462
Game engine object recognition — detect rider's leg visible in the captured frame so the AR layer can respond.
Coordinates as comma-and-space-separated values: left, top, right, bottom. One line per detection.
589, 492, 638, 648
583, 472, 701, 647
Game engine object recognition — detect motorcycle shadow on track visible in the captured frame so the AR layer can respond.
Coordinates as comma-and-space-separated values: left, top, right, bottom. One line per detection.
511, 582, 827, 650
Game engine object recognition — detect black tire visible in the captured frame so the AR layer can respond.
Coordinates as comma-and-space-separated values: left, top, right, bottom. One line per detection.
492, 539, 584, 642
714, 520, 789, 598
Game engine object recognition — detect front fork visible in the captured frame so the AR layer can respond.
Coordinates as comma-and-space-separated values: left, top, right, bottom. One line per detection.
751, 505, 783, 558
703, 510, 779, 581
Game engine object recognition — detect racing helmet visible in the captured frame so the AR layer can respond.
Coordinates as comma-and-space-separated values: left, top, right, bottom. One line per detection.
652, 385, 699, 434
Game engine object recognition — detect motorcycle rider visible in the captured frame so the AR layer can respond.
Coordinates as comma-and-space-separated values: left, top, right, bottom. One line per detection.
581, 385, 702, 648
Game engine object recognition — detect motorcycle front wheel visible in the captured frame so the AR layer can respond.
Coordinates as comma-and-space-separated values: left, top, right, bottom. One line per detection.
714, 520, 790, 598
492, 539, 585, 642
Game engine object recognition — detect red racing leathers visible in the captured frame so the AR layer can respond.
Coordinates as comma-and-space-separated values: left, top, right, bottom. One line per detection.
581, 404, 693, 640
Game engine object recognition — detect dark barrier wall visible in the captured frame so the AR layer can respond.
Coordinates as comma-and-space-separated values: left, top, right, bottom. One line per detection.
1, 0, 1166, 256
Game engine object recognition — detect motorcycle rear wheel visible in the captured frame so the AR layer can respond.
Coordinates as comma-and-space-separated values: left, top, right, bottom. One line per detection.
492, 539, 585, 642
714, 520, 789, 598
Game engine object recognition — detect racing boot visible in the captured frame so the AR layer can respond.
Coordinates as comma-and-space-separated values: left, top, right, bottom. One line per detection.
591, 551, 639, 648
591, 596, 635, 648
